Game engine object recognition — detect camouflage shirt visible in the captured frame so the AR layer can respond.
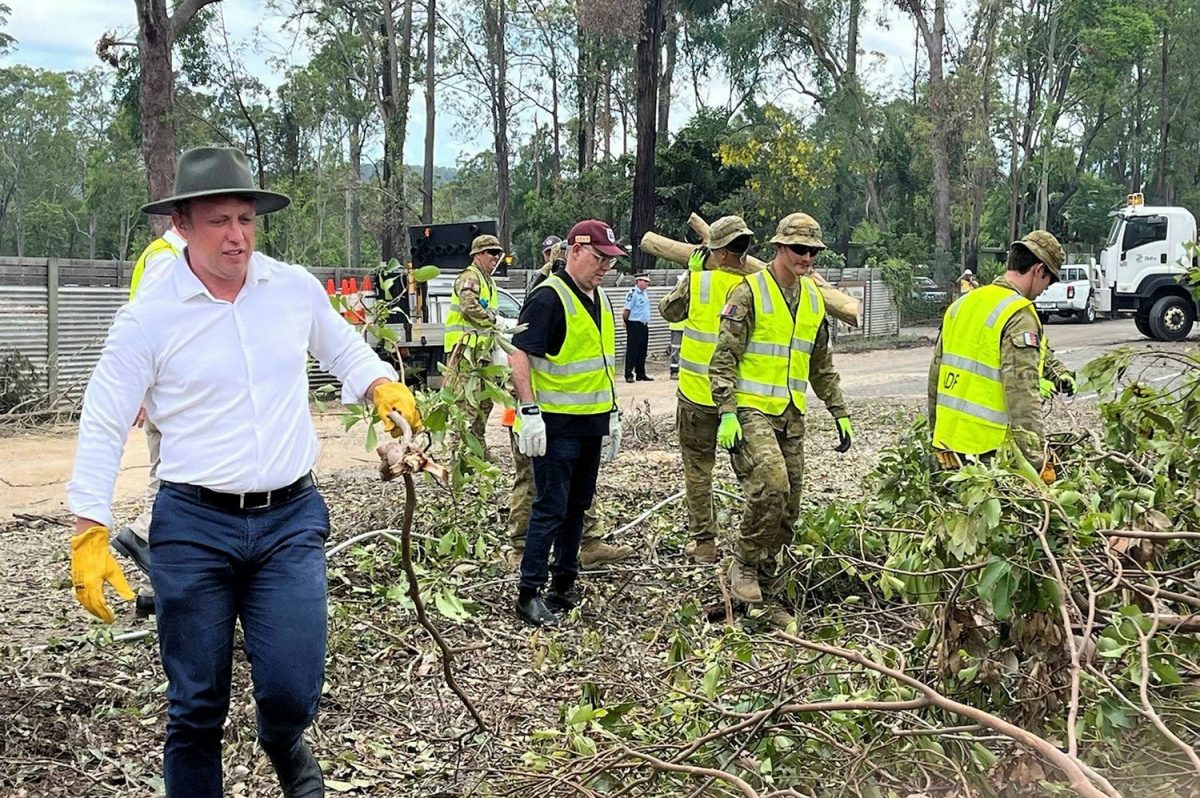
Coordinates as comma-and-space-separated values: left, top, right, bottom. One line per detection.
927, 275, 1071, 467
708, 264, 847, 426
453, 265, 498, 332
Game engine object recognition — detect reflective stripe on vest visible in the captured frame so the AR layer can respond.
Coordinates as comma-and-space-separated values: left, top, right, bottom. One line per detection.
444, 265, 496, 353
529, 275, 617, 415
678, 269, 745, 406
733, 270, 825, 415
129, 236, 182, 299
932, 283, 1048, 454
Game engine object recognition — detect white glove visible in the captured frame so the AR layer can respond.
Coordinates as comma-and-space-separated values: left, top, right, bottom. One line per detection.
601, 412, 622, 463
515, 403, 547, 457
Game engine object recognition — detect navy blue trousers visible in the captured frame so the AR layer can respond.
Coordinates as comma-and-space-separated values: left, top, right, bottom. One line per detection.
519, 434, 603, 592
149, 483, 329, 798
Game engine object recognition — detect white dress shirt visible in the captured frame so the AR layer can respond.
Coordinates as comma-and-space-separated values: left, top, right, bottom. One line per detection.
67, 252, 396, 528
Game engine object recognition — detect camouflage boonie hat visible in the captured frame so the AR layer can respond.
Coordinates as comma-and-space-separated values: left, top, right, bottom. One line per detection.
1010, 230, 1064, 278
469, 234, 503, 256
770, 212, 825, 249
707, 215, 754, 250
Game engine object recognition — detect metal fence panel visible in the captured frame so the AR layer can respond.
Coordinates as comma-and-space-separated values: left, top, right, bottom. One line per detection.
0, 286, 50, 390
57, 287, 132, 397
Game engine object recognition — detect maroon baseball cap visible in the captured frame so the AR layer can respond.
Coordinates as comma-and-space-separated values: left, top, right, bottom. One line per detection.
567, 219, 625, 258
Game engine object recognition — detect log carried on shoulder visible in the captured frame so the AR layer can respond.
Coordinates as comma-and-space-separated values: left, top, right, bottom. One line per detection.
637, 213, 862, 327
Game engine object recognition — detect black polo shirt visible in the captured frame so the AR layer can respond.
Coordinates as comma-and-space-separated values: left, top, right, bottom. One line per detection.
513, 273, 614, 437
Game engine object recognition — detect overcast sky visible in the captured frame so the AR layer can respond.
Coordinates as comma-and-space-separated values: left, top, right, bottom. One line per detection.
6, 0, 917, 168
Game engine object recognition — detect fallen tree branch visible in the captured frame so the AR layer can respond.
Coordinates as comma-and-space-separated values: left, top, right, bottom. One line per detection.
775, 632, 1122, 798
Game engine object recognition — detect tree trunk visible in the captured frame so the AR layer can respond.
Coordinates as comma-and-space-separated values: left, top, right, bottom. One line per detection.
1154, 9, 1170, 199
485, 0, 511, 247
631, 0, 665, 273
847, 0, 859, 81
379, 0, 413, 263
134, 0, 222, 234
1131, 60, 1144, 191
909, 0, 953, 274
1036, 7, 1056, 229
576, 23, 590, 173
348, 113, 363, 267
423, 0, 436, 224
657, 2, 676, 134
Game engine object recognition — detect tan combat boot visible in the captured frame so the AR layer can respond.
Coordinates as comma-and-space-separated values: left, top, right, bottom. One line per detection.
579, 540, 634, 567
728, 560, 763, 604
685, 539, 718, 564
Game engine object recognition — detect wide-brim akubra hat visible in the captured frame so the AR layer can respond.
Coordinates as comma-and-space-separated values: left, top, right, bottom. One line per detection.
141, 146, 291, 216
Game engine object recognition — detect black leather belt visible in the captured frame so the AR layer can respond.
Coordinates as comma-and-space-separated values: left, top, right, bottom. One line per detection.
165, 473, 314, 511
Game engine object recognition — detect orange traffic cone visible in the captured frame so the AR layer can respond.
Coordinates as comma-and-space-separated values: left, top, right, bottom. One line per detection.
325, 278, 336, 295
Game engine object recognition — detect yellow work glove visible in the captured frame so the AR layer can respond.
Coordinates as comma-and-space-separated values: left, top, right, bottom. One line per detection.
688, 247, 710, 273
374, 381, 422, 435
70, 525, 135, 624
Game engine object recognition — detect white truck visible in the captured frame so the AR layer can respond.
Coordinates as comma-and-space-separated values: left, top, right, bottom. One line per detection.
1096, 194, 1199, 341
1034, 263, 1099, 324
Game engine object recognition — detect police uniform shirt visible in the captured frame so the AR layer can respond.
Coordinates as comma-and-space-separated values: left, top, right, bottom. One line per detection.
623, 286, 651, 323
513, 272, 613, 437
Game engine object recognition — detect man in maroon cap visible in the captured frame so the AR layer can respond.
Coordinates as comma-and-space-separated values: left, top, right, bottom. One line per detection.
507, 219, 626, 626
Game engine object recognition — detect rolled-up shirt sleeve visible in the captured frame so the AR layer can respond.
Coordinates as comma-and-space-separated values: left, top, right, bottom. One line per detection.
305, 275, 396, 404
66, 309, 156, 529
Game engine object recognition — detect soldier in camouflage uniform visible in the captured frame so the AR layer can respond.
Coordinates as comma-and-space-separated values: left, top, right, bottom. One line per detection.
502, 235, 630, 569
928, 230, 1076, 473
709, 213, 852, 618
445, 235, 503, 454
659, 215, 760, 564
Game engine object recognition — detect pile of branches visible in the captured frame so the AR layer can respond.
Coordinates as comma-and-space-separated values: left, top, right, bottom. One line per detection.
500, 348, 1200, 797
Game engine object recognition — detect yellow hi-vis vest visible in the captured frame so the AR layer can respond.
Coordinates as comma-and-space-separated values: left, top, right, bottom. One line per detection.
129, 236, 183, 299
529, 274, 617, 415
734, 269, 825, 415
933, 284, 1048, 454
668, 319, 686, 332
444, 264, 496, 353
678, 269, 745, 407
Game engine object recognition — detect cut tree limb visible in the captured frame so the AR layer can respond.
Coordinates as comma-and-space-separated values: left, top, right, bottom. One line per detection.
638, 214, 861, 327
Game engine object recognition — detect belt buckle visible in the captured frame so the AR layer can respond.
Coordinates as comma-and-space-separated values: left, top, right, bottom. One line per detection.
239, 490, 272, 510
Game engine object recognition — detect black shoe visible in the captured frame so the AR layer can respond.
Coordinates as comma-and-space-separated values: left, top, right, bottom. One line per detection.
636, 375, 654, 382
112, 526, 151, 576
625, 375, 635, 383
544, 577, 581, 613
516, 594, 560, 627
135, 589, 156, 618
265, 738, 323, 798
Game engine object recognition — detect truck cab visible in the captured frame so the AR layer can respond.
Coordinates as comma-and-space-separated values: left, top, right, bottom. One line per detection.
1098, 194, 1198, 340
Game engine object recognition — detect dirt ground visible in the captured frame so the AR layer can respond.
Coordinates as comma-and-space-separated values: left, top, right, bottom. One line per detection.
0, 317, 1177, 524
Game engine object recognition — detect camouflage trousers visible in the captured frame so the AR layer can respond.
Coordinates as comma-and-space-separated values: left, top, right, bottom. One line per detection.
728, 408, 805, 566
508, 428, 602, 545
444, 355, 494, 455
676, 396, 720, 543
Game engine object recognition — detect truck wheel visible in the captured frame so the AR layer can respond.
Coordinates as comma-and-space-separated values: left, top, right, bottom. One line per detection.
1134, 313, 1154, 338
1148, 295, 1195, 342
1082, 300, 1096, 324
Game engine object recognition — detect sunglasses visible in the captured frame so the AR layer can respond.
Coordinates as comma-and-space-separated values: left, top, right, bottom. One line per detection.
485, 249, 505, 258
787, 244, 823, 258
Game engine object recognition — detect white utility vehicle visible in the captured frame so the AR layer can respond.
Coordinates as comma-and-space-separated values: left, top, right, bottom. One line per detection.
1035, 263, 1098, 324
1096, 193, 1199, 341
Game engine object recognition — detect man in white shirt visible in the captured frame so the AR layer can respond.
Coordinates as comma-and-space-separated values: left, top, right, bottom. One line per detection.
66, 146, 421, 798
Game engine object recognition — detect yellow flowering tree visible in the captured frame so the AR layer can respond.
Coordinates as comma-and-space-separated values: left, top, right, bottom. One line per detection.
717, 106, 839, 233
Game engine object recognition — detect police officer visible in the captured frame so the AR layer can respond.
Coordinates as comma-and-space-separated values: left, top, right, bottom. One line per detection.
659, 215, 758, 564
622, 274, 653, 382
444, 234, 503, 452
928, 230, 1076, 474
509, 219, 625, 627
502, 232, 632, 570
709, 213, 851, 617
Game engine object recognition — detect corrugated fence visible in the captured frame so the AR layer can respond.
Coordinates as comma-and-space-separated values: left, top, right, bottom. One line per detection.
0, 258, 898, 403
